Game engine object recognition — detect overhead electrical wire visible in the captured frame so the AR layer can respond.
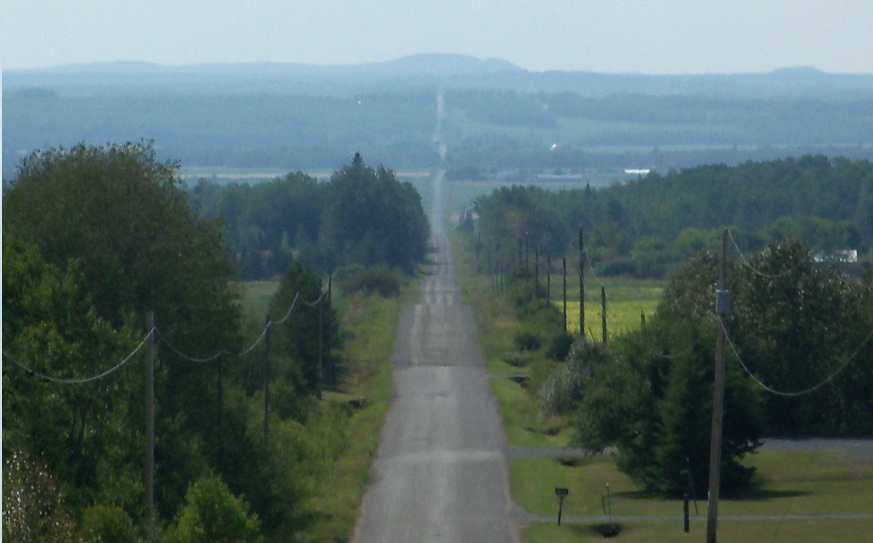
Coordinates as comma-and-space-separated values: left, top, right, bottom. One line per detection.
6, 283, 326, 383
728, 229, 802, 279
719, 316, 873, 397
3, 329, 155, 384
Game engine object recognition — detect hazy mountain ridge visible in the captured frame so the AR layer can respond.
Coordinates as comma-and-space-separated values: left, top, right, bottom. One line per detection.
7, 54, 873, 97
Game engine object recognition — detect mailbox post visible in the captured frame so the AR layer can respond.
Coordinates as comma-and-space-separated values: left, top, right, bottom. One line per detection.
555, 487, 569, 525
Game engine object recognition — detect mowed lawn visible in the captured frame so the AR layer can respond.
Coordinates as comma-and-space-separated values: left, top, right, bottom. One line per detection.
515, 448, 873, 543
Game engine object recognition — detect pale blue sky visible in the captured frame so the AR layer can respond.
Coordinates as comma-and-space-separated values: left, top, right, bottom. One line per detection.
3, 0, 872, 74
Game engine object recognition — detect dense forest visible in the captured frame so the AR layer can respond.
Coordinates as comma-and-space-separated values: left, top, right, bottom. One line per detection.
472, 155, 873, 278
189, 152, 429, 279
2, 143, 429, 542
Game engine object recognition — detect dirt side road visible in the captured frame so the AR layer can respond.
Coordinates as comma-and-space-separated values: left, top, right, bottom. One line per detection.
352, 171, 518, 543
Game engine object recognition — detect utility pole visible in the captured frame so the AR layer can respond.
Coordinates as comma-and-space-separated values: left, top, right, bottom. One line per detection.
601, 286, 607, 344
145, 311, 155, 542
324, 276, 330, 385
579, 228, 585, 338
706, 228, 730, 543
264, 314, 271, 442
535, 244, 540, 298
547, 251, 552, 302
562, 257, 568, 332
317, 289, 324, 399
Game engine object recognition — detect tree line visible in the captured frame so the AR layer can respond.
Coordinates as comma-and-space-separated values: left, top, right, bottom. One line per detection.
2, 143, 429, 542
472, 155, 872, 279
189, 152, 429, 280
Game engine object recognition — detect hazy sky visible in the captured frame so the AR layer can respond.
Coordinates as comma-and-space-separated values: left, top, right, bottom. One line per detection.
3, 0, 872, 74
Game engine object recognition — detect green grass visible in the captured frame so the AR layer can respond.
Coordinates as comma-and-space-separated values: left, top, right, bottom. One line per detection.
304, 290, 404, 542
511, 450, 873, 518
513, 449, 873, 543
553, 277, 664, 339
523, 518, 873, 543
235, 279, 281, 322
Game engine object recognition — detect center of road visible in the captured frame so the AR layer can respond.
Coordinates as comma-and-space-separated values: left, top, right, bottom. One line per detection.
352, 171, 519, 543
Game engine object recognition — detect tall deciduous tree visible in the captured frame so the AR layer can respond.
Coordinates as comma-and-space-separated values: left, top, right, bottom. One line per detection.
2, 230, 142, 513
3, 142, 243, 522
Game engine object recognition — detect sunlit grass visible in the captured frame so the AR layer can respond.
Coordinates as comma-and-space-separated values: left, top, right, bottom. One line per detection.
514, 449, 873, 543
523, 518, 873, 543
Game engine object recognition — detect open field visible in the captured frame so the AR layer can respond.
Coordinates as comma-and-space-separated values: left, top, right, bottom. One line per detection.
235, 279, 281, 322
556, 277, 664, 340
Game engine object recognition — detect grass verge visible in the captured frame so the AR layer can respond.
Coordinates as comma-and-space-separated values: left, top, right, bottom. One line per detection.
451, 231, 574, 447
237, 274, 418, 542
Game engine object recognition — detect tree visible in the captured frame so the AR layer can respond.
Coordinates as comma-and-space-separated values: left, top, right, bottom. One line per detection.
574, 254, 765, 497
730, 240, 869, 435
268, 263, 340, 406
2, 450, 79, 543
319, 153, 429, 273
2, 230, 142, 513
166, 477, 262, 543
3, 142, 243, 522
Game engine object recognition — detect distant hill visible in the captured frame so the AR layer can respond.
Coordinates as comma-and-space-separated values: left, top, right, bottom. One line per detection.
6, 54, 873, 98
4, 54, 873, 176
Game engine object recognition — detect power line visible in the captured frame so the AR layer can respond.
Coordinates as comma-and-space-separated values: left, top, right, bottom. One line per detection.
301, 285, 329, 307
5, 284, 318, 381
272, 292, 300, 325
3, 329, 155, 384
156, 330, 229, 363
720, 316, 873, 397
727, 229, 802, 280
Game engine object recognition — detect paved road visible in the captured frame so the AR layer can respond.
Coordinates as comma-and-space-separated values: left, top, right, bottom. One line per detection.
353, 171, 518, 543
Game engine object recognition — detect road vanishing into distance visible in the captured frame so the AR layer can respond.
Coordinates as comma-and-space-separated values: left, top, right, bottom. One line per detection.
351, 169, 873, 542
353, 170, 519, 543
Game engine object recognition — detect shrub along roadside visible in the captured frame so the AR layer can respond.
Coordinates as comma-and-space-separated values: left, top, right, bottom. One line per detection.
451, 231, 574, 447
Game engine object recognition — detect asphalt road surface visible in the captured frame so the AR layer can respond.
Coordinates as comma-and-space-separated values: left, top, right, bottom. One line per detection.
353, 171, 518, 543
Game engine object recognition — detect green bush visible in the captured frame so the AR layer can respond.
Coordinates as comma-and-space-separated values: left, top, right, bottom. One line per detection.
545, 331, 574, 361
513, 330, 543, 352
80, 504, 139, 543
166, 477, 262, 543
335, 264, 401, 297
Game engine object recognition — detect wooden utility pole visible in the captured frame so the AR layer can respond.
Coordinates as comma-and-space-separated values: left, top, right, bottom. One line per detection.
706, 229, 730, 543
547, 252, 552, 302
601, 286, 607, 344
562, 257, 568, 332
535, 244, 540, 297
489, 248, 494, 292
264, 314, 271, 442
579, 228, 585, 338
145, 311, 155, 542
317, 290, 324, 399
324, 276, 330, 385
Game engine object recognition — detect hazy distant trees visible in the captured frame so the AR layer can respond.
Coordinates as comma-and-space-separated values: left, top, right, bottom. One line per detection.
193, 153, 430, 279
473, 155, 872, 278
